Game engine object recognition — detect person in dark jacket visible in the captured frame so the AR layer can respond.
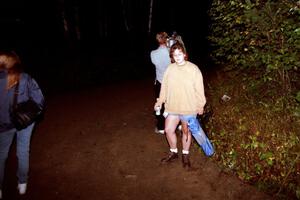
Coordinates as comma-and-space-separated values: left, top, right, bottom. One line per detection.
0, 51, 44, 198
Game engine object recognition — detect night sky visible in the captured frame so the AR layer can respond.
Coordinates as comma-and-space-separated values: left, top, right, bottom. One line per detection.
1, 0, 211, 92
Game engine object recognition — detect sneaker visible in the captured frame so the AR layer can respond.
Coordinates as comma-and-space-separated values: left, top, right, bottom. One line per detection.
161, 152, 178, 163
18, 183, 27, 195
155, 127, 164, 134
182, 154, 191, 168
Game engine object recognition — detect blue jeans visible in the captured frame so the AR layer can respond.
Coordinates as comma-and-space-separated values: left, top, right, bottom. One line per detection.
185, 116, 214, 156
0, 123, 34, 188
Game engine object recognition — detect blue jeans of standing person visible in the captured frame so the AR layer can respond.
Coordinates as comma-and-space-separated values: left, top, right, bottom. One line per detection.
0, 123, 34, 189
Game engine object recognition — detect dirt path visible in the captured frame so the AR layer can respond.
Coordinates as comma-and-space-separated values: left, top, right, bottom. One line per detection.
3, 78, 272, 200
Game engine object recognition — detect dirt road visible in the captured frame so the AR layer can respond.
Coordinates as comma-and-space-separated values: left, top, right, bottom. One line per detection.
3, 78, 272, 200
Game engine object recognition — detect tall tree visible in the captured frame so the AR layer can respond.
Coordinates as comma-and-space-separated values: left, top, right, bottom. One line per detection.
148, 0, 153, 33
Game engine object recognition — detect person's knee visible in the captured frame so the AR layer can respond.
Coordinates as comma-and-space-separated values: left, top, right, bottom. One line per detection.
181, 123, 189, 133
16, 146, 30, 158
164, 126, 176, 135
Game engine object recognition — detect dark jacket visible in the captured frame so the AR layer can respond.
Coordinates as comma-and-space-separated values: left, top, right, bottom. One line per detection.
0, 71, 44, 132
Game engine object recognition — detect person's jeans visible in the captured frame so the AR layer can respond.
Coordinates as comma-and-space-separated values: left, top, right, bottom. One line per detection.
0, 123, 34, 188
180, 115, 214, 156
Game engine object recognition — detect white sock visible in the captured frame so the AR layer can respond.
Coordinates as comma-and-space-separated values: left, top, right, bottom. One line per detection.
170, 148, 178, 153
182, 150, 189, 155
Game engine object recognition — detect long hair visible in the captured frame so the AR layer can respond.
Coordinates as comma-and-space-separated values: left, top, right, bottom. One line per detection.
0, 51, 23, 89
169, 42, 188, 63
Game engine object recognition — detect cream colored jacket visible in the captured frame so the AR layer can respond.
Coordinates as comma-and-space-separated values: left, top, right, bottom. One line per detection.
157, 61, 206, 115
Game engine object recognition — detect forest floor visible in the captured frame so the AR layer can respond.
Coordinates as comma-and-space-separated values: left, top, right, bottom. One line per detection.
2, 75, 275, 200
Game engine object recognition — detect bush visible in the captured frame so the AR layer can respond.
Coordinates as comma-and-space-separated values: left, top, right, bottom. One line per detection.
208, 0, 300, 93
207, 0, 300, 199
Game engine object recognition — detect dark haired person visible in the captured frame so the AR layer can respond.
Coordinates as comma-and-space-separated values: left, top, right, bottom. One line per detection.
154, 43, 206, 168
0, 51, 44, 198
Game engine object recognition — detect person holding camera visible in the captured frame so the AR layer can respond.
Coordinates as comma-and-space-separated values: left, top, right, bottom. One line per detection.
154, 42, 206, 169
150, 32, 171, 134
0, 51, 44, 198
167, 31, 186, 52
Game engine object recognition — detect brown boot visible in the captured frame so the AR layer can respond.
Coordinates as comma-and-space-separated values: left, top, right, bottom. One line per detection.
182, 154, 191, 168
161, 152, 179, 163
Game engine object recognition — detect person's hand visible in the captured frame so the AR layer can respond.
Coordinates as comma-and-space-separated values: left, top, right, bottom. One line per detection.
154, 98, 162, 110
197, 108, 204, 115
154, 102, 162, 111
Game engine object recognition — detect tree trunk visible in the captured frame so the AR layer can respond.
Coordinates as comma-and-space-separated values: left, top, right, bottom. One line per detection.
121, 0, 129, 32
148, 0, 153, 33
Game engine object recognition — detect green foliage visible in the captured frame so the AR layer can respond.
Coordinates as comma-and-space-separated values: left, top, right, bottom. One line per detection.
297, 187, 300, 199
296, 91, 300, 102
208, 0, 300, 93
204, 73, 300, 199
207, 1, 300, 198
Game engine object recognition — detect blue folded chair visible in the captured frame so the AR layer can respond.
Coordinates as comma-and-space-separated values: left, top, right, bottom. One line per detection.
187, 117, 214, 157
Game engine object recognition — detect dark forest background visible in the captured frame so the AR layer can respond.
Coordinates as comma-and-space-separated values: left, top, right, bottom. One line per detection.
0, 0, 211, 93
2, 1, 299, 199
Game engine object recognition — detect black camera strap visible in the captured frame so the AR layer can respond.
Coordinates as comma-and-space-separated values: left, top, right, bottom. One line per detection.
12, 82, 20, 110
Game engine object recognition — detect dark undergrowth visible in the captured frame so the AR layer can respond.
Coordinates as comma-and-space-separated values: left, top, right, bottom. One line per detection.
199, 68, 300, 200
